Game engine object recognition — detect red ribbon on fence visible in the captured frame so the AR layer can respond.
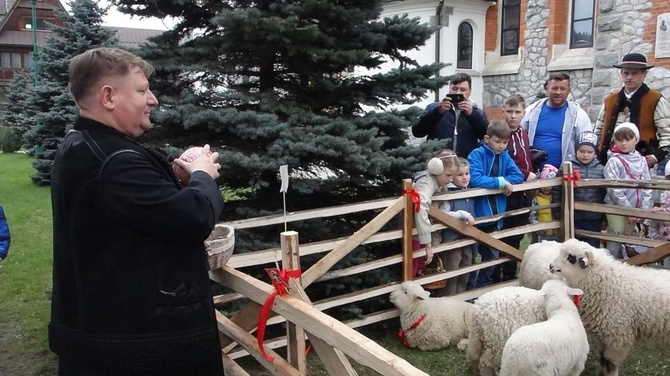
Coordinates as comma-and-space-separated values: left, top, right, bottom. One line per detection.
563, 170, 581, 187
403, 188, 421, 213
257, 268, 302, 362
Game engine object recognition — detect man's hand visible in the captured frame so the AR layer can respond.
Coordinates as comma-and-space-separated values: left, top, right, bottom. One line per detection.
438, 97, 452, 114
458, 99, 473, 116
173, 144, 221, 180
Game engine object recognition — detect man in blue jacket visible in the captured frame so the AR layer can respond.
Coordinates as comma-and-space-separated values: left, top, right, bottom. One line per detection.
0, 204, 10, 260
412, 73, 489, 158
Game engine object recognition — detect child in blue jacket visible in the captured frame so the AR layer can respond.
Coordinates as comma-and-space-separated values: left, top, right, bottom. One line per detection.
0, 204, 10, 260
467, 121, 524, 287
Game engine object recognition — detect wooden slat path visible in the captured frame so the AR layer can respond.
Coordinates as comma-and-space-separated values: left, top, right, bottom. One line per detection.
626, 243, 670, 266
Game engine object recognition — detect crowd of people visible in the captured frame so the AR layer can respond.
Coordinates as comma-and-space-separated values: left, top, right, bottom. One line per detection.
411, 52, 670, 295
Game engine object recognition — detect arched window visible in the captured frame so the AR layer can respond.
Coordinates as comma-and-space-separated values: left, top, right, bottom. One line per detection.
501, 0, 520, 55
457, 22, 473, 69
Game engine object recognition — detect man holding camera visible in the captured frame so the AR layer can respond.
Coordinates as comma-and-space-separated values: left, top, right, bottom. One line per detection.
412, 73, 489, 158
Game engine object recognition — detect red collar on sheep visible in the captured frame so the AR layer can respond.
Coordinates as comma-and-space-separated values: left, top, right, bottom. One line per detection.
398, 314, 427, 347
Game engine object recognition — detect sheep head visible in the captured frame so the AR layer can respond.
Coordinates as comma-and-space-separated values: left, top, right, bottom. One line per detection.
549, 239, 597, 287
389, 281, 430, 311
539, 279, 584, 317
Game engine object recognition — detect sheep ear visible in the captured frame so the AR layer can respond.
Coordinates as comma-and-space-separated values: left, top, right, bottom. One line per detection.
417, 290, 430, 300
580, 251, 594, 269
567, 287, 584, 296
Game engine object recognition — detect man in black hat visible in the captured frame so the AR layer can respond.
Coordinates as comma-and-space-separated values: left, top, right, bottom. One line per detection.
594, 52, 670, 167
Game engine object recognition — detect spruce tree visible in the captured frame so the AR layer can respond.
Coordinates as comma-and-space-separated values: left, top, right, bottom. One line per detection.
27, 0, 118, 185
116, 0, 447, 212
116, 0, 449, 312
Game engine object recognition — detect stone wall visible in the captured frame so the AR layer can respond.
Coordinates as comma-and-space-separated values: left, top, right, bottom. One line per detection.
483, 0, 670, 121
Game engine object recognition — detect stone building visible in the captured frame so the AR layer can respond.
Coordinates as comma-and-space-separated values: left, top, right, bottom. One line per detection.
382, 0, 670, 122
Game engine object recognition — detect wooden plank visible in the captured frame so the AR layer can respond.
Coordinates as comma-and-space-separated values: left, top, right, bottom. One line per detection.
402, 179, 414, 281
221, 352, 251, 376
218, 302, 264, 349
216, 311, 302, 376
221, 197, 398, 229
211, 266, 430, 376
626, 243, 670, 266
575, 202, 670, 221
576, 179, 670, 189
562, 162, 575, 240
228, 309, 402, 360
287, 280, 358, 376
281, 232, 306, 375
227, 228, 402, 269
428, 206, 524, 260
213, 293, 244, 305
301, 197, 405, 287
574, 230, 664, 248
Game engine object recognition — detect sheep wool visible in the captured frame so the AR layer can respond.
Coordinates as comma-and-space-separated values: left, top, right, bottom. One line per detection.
499, 279, 589, 376
518, 240, 564, 290
550, 238, 670, 376
466, 286, 546, 376
389, 281, 472, 351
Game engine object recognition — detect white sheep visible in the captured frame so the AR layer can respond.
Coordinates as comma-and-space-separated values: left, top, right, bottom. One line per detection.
499, 279, 589, 376
518, 240, 563, 290
466, 286, 546, 376
550, 238, 670, 376
389, 281, 472, 350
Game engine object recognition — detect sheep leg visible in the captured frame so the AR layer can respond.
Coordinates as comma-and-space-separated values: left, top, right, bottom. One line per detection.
599, 345, 630, 376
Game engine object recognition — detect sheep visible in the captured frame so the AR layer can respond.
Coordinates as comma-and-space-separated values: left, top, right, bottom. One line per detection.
549, 238, 670, 376
389, 281, 472, 351
466, 286, 546, 376
518, 240, 563, 290
499, 279, 589, 376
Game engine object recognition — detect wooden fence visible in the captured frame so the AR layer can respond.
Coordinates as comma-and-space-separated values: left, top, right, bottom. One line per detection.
210, 162, 670, 375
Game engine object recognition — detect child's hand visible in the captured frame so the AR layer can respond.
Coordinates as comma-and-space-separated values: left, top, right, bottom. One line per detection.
503, 182, 513, 196
526, 172, 537, 181
627, 217, 638, 224
424, 244, 433, 264
466, 215, 475, 225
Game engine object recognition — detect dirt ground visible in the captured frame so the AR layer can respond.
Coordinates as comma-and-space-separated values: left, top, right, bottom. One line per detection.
0, 323, 57, 376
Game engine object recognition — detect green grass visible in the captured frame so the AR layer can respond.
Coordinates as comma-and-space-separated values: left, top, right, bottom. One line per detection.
0, 152, 669, 375
0, 152, 57, 375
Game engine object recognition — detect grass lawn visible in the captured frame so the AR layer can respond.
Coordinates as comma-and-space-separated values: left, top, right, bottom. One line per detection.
1, 152, 669, 375
0, 153, 57, 375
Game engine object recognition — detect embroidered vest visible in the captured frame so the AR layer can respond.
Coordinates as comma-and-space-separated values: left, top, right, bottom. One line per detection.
599, 90, 662, 152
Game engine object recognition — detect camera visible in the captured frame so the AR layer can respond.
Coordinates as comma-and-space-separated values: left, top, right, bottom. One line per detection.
446, 93, 465, 104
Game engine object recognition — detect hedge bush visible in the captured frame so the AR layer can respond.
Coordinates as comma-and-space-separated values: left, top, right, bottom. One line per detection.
0, 125, 21, 153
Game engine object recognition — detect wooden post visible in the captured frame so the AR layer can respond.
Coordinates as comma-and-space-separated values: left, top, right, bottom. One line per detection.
402, 179, 414, 281
562, 161, 575, 240
281, 231, 306, 375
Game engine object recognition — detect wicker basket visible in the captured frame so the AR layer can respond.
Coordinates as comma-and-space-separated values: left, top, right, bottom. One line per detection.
422, 256, 447, 290
205, 224, 235, 270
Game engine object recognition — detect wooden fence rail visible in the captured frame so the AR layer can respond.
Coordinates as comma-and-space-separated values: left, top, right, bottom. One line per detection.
212, 163, 670, 374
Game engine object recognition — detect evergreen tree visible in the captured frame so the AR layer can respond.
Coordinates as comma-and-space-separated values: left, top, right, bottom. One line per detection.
117, 0, 447, 212
116, 0, 449, 313
27, 0, 118, 185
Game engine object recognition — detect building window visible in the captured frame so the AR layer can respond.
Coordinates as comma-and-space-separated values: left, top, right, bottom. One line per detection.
1, 52, 32, 68
570, 0, 594, 48
23, 17, 52, 30
457, 22, 473, 69
501, 0, 520, 56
